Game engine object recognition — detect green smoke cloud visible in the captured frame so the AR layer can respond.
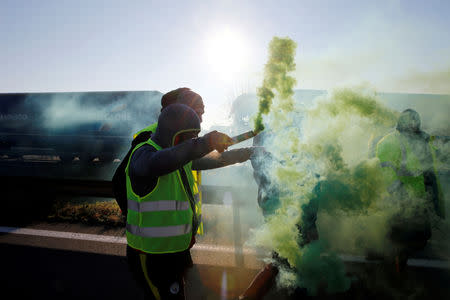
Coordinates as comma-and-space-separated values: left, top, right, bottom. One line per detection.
254, 37, 297, 132
249, 82, 412, 295
248, 35, 446, 296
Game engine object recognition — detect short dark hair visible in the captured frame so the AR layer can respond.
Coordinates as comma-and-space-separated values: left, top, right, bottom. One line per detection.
161, 87, 203, 111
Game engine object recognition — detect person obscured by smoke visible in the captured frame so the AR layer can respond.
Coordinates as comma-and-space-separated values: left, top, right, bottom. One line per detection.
239, 132, 280, 300
240, 131, 305, 300
251, 131, 281, 217
376, 108, 445, 271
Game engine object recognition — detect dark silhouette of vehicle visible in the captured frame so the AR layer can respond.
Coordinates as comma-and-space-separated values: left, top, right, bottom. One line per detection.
0, 91, 162, 163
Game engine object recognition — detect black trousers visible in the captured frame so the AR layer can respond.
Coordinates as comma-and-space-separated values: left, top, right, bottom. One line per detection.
127, 245, 193, 300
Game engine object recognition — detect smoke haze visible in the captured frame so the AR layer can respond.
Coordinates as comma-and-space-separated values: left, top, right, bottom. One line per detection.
242, 36, 449, 295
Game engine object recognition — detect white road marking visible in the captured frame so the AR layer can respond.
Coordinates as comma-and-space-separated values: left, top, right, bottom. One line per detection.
0, 226, 127, 244
0, 226, 253, 254
1, 226, 449, 269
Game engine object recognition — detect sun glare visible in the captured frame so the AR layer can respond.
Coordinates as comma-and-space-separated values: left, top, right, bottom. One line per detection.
205, 28, 248, 80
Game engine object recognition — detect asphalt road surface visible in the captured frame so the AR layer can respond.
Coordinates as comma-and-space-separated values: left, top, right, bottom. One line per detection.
0, 223, 262, 300
1, 223, 450, 300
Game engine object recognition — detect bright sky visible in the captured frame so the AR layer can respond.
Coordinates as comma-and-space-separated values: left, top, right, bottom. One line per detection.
1, 0, 449, 129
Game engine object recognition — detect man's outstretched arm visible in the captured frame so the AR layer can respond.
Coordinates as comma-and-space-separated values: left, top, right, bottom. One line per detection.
131, 131, 233, 178
192, 147, 255, 170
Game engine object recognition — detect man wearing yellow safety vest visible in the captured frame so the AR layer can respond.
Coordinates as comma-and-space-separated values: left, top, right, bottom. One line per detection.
125, 103, 235, 299
113, 87, 254, 236
376, 109, 445, 271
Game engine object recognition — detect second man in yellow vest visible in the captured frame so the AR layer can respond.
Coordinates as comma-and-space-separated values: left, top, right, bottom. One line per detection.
113, 87, 255, 235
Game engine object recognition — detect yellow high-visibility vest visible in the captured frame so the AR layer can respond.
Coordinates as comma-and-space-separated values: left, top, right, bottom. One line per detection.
132, 123, 205, 234
125, 139, 198, 253
376, 131, 445, 218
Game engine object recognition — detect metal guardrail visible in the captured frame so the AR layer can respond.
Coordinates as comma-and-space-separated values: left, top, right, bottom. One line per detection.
0, 174, 255, 204
1, 171, 448, 270
0, 175, 254, 268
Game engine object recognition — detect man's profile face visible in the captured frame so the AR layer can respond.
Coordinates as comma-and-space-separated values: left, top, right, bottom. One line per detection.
192, 103, 205, 122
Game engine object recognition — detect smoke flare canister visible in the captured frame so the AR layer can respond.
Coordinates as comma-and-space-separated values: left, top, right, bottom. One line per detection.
231, 130, 258, 145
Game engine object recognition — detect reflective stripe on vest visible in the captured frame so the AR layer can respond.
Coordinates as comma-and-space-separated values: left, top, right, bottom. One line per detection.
127, 199, 190, 212
126, 223, 192, 238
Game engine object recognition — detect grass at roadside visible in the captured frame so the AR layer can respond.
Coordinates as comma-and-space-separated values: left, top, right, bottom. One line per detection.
48, 199, 125, 227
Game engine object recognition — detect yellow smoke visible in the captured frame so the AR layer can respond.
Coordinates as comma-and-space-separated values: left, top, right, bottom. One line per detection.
248, 34, 447, 296
254, 37, 297, 132
249, 75, 403, 295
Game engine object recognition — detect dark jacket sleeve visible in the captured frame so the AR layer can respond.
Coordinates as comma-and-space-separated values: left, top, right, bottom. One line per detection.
191, 147, 253, 170
130, 137, 212, 179
129, 137, 213, 197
